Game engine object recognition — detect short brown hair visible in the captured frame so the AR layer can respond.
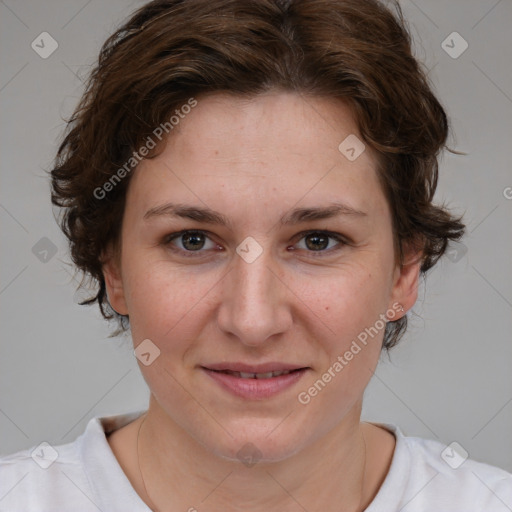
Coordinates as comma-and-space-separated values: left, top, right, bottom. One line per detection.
51, 0, 465, 349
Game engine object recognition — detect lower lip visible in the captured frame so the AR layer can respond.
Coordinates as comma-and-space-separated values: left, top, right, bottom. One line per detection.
202, 368, 308, 400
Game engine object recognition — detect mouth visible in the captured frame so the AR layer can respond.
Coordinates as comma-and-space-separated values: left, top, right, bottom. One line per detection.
201, 363, 310, 400
211, 369, 300, 379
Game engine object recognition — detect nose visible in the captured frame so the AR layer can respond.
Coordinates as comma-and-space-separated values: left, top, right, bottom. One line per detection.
216, 246, 293, 347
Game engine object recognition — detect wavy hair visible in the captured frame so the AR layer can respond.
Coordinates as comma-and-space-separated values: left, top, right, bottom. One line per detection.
51, 0, 465, 349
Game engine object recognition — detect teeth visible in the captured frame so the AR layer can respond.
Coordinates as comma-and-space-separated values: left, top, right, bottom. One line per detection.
234, 370, 293, 379
256, 372, 275, 379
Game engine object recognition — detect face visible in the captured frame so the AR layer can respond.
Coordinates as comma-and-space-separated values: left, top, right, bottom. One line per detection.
104, 92, 419, 462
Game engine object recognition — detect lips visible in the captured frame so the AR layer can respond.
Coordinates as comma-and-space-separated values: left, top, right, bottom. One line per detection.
203, 362, 308, 374
220, 369, 296, 379
201, 362, 310, 399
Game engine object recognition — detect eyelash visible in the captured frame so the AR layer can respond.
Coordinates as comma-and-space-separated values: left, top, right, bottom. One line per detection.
162, 230, 348, 258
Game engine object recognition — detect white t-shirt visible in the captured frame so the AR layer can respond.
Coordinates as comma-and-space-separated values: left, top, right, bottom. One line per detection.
1, 411, 511, 511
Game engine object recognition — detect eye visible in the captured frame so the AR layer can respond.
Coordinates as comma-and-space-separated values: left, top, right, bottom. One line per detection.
163, 229, 347, 258
164, 230, 219, 256
293, 231, 346, 254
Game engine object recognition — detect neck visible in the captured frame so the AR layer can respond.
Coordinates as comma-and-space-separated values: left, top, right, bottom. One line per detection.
137, 396, 369, 512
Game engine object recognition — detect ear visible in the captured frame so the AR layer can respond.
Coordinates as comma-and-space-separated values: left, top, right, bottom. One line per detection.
388, 241, 423, 316
102, 246, 129, 316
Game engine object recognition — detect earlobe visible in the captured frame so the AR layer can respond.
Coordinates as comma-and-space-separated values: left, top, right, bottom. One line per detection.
102, 252, 129, 316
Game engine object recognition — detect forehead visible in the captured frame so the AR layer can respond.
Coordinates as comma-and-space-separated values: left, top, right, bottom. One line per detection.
127, 92, 388, 224
168, 92, 366, 163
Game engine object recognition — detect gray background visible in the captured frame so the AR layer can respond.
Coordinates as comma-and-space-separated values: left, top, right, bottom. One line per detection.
1, 0, 511, 474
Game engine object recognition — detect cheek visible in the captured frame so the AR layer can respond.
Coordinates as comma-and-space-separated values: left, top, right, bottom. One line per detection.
294, 271, 387, 415
122, 257, 219, 346
291, 262, 391, 394
295, 261, 390, 338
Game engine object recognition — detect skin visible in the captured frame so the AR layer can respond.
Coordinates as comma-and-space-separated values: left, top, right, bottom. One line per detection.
104, 92, 421, 511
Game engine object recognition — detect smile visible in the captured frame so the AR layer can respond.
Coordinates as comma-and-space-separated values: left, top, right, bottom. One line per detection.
201, 367, 309, 400
219, 369, 295, 379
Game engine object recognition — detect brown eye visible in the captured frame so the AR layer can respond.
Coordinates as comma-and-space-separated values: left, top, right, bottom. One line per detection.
165, 230, 218, 256
294, 231, 346, 254
181, 231, 206, 251
304, 233, 330, 251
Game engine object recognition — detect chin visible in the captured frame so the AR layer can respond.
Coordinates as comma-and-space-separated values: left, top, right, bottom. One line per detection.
197, 418, 311, 465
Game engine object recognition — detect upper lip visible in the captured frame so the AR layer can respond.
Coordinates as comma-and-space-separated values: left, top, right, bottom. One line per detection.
202, 362, 309, 373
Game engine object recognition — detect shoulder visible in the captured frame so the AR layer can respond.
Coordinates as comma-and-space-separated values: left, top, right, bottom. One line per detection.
0, 437, 95, 511
376, 423, 512, 511
0, 411, 147, 511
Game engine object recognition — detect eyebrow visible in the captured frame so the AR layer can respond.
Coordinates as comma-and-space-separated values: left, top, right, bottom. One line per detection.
143, 201, 367, 228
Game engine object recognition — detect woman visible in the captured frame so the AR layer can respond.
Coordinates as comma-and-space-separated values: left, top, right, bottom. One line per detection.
1, 0, 511, 510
